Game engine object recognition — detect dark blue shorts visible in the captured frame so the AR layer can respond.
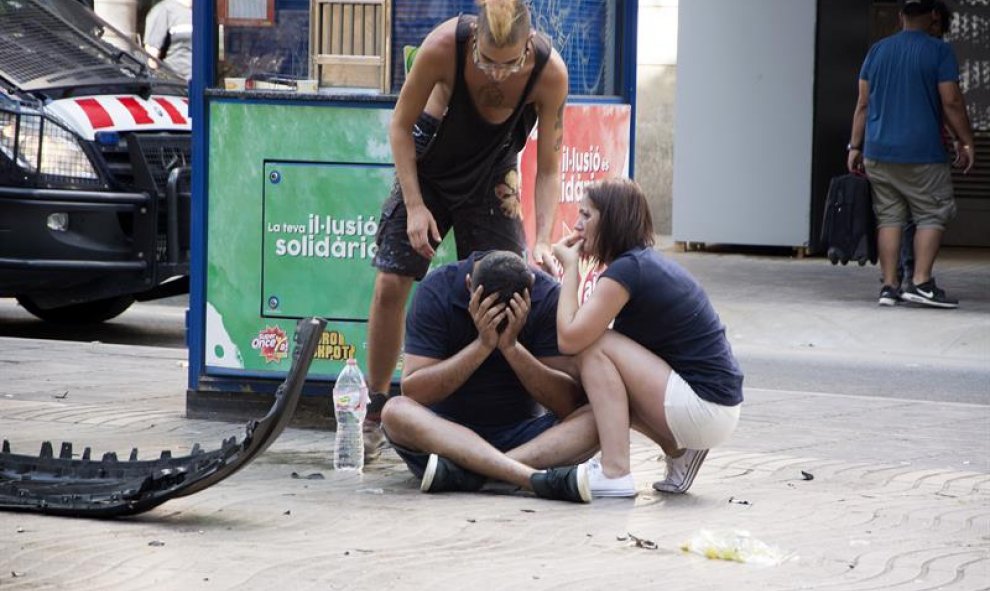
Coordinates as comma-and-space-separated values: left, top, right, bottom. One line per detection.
383, 412, 559, 479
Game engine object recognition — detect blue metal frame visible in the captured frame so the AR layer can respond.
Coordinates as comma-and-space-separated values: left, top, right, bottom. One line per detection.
188, 0, 639, 395
622, 0, 638, 178
187, 0, 212, 390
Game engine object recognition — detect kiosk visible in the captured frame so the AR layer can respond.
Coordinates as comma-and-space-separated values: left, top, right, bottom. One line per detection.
187, 0, 638, 421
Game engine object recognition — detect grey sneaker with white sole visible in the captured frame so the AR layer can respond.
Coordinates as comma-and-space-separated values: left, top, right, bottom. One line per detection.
652, 448, 708, 494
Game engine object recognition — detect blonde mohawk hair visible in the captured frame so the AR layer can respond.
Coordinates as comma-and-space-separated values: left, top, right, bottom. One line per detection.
477, 0, 531, 47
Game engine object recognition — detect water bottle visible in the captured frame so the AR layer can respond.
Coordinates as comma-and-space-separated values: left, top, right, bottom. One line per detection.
332, 358, 368, 472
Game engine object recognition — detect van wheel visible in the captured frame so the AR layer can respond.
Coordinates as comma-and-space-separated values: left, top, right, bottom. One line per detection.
16, 295, 135, 324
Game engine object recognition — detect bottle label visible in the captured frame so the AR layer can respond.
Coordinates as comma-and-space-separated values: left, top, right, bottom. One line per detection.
333, 387, 368, 412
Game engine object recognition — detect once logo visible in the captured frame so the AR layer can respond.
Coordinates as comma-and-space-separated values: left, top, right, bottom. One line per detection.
252, 326, 289, 363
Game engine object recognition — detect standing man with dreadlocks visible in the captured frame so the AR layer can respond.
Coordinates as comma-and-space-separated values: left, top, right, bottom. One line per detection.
363, 0, 570, 454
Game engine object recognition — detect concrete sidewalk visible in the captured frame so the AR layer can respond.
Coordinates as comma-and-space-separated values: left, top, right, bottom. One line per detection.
0, 248, 988, 590
675, 245, 990, 402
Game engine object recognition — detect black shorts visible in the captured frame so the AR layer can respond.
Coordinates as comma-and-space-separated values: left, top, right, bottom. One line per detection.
372, 114, 527, 280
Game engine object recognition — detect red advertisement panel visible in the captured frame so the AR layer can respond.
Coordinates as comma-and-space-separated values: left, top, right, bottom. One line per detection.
519, 104, 631, 300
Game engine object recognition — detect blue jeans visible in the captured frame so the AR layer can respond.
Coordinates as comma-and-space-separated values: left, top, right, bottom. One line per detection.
383, 412, 559, 478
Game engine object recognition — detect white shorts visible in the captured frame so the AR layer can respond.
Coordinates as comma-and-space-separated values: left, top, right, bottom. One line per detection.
664, 371, 741, 450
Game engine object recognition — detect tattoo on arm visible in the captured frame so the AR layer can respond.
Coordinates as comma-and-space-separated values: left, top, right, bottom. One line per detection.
553, 101, 564, 152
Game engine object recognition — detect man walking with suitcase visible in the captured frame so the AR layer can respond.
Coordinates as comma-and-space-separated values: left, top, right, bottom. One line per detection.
847, 0, 975, 308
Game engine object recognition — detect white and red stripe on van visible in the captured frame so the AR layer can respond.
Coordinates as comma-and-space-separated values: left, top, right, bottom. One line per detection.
47, 95, 190, 140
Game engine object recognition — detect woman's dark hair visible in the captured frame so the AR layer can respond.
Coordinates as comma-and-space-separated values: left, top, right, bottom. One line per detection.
584, 178, 654, 263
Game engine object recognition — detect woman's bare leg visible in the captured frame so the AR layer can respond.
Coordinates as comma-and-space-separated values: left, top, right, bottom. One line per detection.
576, 331, 677, 478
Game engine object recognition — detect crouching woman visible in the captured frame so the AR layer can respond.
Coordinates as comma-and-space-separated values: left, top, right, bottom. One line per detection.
551, 178, 743, 497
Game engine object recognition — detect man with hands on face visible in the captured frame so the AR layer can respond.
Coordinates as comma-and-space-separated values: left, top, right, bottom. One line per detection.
379, 250, 598, 503
364, 0, 569, 453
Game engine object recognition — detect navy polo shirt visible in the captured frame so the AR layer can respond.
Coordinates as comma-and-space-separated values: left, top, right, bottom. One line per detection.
860, 30, 959, 163
404, 252, 561, 427
601, 247, 743, 406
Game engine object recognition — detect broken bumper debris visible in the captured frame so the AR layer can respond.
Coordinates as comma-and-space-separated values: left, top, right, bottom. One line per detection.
0, 317, 326, 518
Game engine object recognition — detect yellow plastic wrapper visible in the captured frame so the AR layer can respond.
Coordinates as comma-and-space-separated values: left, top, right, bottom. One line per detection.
681, 529, 791, 566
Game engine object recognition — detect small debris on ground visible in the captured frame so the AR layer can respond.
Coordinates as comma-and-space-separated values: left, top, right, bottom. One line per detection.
53, 391, 68, 399
801, 471, 814, 481
148, 540, 165, 547
617, 532, 657, 550
290, 472, 325, 480
357, 488, 384, 495
520, 508, 536, 513
283, 510, 291, 516
11, 571, 24, 578
728, 497, 751, 505
16, 527, 24, 533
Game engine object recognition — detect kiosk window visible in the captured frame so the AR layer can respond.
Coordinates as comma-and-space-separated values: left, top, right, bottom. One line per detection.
219, 0, 276, 26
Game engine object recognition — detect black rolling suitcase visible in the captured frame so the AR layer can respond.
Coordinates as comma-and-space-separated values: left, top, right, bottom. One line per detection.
821, 173, 877, 265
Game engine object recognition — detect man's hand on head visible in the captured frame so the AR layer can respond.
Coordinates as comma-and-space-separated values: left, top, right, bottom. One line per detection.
468, 284, 504, 352
498, 289, 530, 352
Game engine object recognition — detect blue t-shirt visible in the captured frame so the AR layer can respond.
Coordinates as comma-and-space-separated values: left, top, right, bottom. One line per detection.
404, 252, 561, 427
601, 248, 743, 406
859, 30, 959, 164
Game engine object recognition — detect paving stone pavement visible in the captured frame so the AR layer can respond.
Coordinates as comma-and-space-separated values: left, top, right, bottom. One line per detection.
1, 248, 988, 589
0, 336, 988, 590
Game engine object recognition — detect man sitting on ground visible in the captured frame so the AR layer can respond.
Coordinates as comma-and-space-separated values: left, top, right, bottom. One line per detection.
380, 251, 597, 502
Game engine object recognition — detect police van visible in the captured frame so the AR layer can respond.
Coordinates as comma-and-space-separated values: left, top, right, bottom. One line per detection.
0, 0, 191, 323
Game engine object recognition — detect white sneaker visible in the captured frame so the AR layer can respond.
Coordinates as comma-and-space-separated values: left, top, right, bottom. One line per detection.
585, 457, 637, 498
653, 449, 708, 494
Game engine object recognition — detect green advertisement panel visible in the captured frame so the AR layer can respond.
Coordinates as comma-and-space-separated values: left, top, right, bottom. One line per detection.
205, 101, 452, 381
262, 162, 392, 321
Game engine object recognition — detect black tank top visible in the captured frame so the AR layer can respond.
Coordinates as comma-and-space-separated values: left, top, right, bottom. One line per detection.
416, 14, 551, 203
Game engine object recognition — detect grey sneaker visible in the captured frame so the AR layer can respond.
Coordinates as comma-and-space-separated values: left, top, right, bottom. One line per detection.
652, 448, 708, 494
363, 421, 387, 462
878, 285, 900, 307
530, 464, 591, 503
901, 278, 958, 309
364, 392, 392, 462
420, 454, 486, 493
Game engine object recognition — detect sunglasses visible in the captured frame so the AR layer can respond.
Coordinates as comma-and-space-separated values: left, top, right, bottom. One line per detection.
472, 36, 530, 76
